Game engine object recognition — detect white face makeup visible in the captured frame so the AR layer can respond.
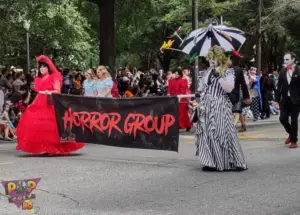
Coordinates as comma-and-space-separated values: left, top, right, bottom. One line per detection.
284, 54, 295, 67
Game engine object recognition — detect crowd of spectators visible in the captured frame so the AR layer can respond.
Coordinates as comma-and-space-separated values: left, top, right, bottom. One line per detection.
0, 65, 192, 140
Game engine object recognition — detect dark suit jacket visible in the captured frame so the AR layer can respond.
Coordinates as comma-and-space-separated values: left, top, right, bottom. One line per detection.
275, 66, 300, 106
266, 75, 276, 100
229, 66, 250, 105
260, 74, 276, 102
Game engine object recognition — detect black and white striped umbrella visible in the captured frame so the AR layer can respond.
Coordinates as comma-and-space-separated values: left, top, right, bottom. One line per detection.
180, 24, 246, 57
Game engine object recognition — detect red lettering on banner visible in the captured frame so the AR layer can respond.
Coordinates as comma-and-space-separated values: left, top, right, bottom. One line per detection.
123, 114, 175, 137
89, 112, 102, 132
62, 108, 175, 138
63, 109, 122, 136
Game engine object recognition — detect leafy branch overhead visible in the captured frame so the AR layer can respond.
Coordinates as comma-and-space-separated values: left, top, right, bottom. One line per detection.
1, 0, 300, 70
0, 0, 97, 68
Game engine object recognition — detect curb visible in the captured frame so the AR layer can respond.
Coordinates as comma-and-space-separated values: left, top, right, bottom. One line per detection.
180, 119, 280, 135
244, 118, 300, 128
242, 120, 279, 128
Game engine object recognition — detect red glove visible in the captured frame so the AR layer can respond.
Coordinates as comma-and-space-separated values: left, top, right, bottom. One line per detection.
233, 50, 244, 58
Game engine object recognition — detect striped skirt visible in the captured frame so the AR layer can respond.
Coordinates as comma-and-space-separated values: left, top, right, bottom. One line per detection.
195, 94, 247, 171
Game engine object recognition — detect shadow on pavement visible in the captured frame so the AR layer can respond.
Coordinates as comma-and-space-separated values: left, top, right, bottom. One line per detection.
16, 153, 83, 158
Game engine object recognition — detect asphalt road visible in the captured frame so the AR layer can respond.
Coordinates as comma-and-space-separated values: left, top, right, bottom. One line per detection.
1, 120, 300, 215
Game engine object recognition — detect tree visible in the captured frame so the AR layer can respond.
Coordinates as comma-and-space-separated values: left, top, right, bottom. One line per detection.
2, 0, 300, 72
114, 0, 242, 70
226, 0, 300, 71
87, 0, 116, 70
0, 0, 96, 69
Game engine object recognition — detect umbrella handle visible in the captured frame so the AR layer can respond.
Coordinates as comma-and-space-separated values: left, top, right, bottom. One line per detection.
176, 34, 183, 43
160, 48, 186, 54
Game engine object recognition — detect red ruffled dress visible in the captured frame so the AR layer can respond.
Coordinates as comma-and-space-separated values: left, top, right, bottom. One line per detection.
111, 81, 119, 98
168, 77, 192, 129
185, 77, 192, 101
16, 55, 84, 154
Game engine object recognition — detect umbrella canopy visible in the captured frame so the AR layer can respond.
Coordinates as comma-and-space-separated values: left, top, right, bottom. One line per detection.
180, 24, 246, 57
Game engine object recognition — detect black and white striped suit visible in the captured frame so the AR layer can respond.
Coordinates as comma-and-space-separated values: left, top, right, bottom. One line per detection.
195, 68, 247, 171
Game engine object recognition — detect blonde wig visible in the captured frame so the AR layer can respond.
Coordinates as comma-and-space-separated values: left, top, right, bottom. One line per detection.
96, 65, 111, 79
206, 45, 228, 77
85, 69, 93, 79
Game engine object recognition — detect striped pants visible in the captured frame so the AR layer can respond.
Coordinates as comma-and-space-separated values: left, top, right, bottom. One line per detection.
250, 96, 260, 120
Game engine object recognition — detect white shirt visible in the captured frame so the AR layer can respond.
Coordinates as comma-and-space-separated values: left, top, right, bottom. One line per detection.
287, 69, 293, 96
244, 73, 250, 87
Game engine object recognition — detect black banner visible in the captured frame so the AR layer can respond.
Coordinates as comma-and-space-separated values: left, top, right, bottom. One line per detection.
52, 94, 179, 152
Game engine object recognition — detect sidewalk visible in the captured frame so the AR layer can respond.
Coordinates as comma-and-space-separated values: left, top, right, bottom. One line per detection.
180, 115, 280, 135
244, 115, 280, 128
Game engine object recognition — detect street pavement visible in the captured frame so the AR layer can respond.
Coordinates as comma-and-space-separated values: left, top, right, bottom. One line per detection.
1, 117, 300, 215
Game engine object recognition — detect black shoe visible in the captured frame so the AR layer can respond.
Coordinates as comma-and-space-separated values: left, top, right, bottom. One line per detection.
202, 166, 217, 172
186, 127, 191, 132
224, 167, 248, 172
235, 167, 248, 172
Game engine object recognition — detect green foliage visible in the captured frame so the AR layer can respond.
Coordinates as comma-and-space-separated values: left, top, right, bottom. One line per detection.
228, 0, 300, 68
116, 53, 141, 68
2, 0, 300, 70
0, 0, 97, 69
114, 0, 244, 68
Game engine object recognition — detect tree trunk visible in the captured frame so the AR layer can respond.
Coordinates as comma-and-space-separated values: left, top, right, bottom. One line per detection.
98, 0, 116, 71
162, 52, 172, 71
256, 0, 262, 74
278, 36, 287, 69
273, 34, 278, 70
88, 0, 116, 73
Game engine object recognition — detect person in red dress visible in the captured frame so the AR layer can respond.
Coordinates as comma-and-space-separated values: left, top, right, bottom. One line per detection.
183, 69, 192, 100
111, 81, 119, 98
167, 68, 192, 131
16, 55, 84, 155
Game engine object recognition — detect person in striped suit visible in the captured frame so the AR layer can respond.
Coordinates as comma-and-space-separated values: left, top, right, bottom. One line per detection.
192, 46, 247, 172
